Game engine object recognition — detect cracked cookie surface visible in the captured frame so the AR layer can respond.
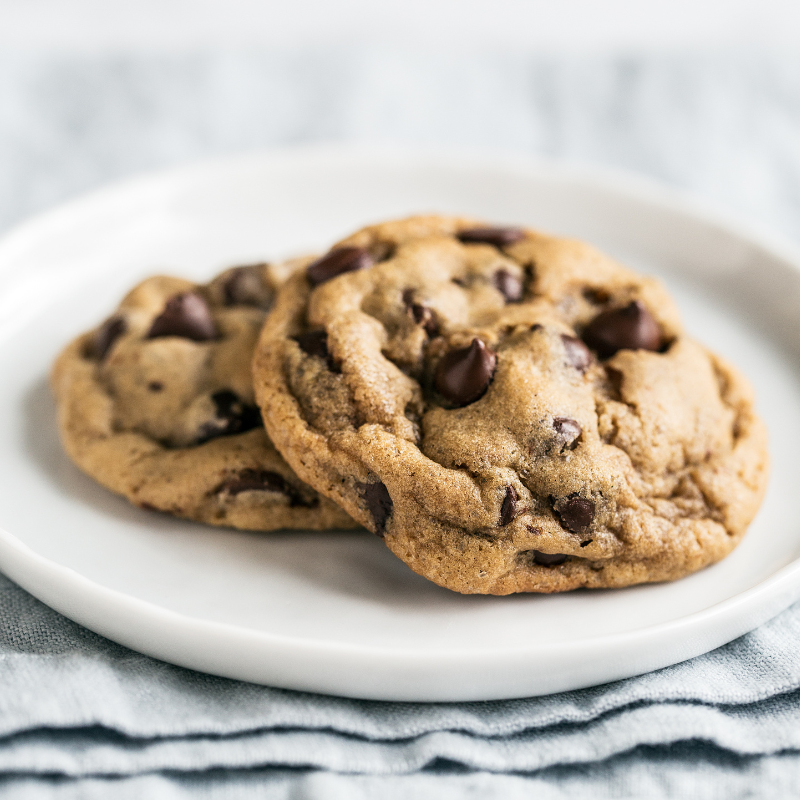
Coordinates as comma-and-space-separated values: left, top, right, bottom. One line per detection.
253, 215, 768, 593
51, 262, 356, 531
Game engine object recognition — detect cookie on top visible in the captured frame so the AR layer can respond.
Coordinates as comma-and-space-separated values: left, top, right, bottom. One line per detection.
253, 215, 768, 593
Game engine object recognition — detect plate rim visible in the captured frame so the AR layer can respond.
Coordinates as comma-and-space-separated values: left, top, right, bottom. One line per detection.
1, 143, 799, 700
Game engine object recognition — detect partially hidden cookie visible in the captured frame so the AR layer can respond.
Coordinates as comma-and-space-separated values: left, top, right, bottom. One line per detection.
51, 262, 357, 531
253, 215, 769, 593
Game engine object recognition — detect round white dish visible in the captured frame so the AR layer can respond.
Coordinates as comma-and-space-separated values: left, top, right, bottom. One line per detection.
0, 146, 797, 702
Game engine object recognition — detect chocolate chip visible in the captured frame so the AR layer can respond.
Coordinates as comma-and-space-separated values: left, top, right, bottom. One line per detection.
605, 366, 624, 401
533, 551, 568, 566
369, 241, 396, 262
457, 227, 526, 247
414, 305, 439, 337
215, 469, 316, 507
499, 485, 519, 526
306, 247, 373, 286
561, 335, 592, 373
402, 289, 439, 337
223, 265, 270, 307
553, 417, 582, 451
434, 338, 497, 407
196, 390, 262, 444
582, 300, 661, 359
358, 481, 393, 537
582, 287, 611, 305
494, 269, 523, 303
148, 381, 163, 392
526, 525, 542, 536
147, 293, 217, 341
552, 495, 595, 534
294, 330, 339, 372
92, 316, 126, 360
295, 330, 329, 359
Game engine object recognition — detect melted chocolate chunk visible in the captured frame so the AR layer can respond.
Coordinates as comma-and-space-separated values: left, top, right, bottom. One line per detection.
369, 241, 396, 262
294, 330, 339, 372
295, 330, 329, 360
216, 468, 316, 507
605, 366, 624, 401
582, 300, 661, 359
434, 338, 497, 407
525, 525, 542, 536
223, 265, 270, 307
147, 293, 217, 342
306, 247, 373, 286
92, 316, 126, 360
533, 551, 568, 566
561, 334, 592, 373
552, 495, 595, 534
457, 227, 526, 247
552, 417, 582, 451
196, 390, 262, 444
499, 485, 519, 526
402, 289, 439, 337
413, 304, 439, 337
358, 481, 393, 537
494, 269, 524, 303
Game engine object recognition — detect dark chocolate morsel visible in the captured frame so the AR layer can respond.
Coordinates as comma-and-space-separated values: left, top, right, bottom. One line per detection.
294, 330, 329, 360
494, 269, 524, 303
215, 469, 316, 507
552, 417, 582, 451
457, 227, 526, 248
413, 305, 439, 337
552, 495, 595, 534
306, 247, 373, 286
561, 334, 592, 373
294, 330, 339, 371
582, 300, 661, 359
358, 481, 393, 537
525, 525, 542, 536
434, 338, 497, 407
223, 265, 271, 308
195, 390, 262, 444
369, 241, 396, 262
92, 316, 126, 360
499, 485, 519, 526
147, 292, 217, 341
533, 551, 568, 566
403, 289, 439, 337
148, 381, 163, 392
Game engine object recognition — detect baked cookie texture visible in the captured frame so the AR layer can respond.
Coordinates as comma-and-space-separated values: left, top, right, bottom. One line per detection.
253, 215, 769, 593
51, 262, 356, 531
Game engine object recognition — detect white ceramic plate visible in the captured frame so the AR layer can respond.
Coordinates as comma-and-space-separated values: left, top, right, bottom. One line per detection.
0, 146, 798, 702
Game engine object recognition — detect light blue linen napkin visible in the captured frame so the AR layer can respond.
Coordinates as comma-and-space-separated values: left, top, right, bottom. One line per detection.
2, 48, 800, 797
2, 570, 800, 797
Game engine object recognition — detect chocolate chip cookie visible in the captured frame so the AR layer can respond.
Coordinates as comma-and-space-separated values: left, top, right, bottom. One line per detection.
51, 262, 356, 530
253, 215, 768, 593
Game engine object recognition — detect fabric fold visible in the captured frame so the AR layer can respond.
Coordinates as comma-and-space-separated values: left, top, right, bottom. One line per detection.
2, 572, 800, 781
